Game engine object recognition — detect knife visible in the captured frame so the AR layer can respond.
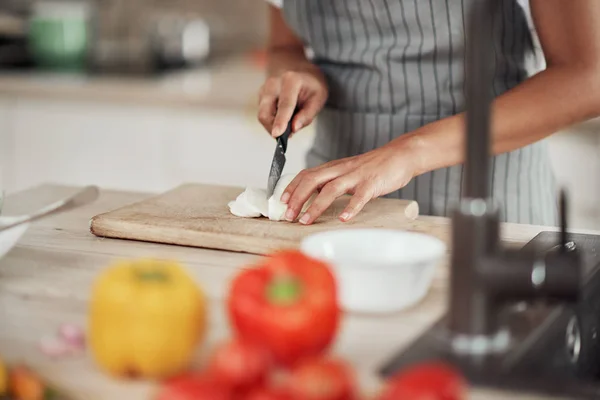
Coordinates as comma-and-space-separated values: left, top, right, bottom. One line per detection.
267, 118, 293, 197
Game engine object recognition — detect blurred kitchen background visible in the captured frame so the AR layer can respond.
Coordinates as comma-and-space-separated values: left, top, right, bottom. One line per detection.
0, 0, 598, 229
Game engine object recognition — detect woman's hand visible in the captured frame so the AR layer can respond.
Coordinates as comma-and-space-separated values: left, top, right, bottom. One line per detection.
280, 142, 421, 225
258, 68, 328, 138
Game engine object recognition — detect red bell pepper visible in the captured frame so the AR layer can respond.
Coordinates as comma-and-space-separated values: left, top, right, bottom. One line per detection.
378, 362, 467, 400
156, 372, 232, 400
286, 358, 357, 400
228, 250, 340, 367
243, 386, 292, 400
208, 338, 272, 394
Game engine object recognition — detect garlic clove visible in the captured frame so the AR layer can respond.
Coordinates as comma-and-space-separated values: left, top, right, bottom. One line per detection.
58, 323, 85, 347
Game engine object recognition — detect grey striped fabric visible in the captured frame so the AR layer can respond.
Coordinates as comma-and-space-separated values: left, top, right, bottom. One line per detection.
281, 0, 557, 226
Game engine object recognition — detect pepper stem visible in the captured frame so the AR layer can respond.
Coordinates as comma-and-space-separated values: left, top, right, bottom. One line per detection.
266, 276, 302, 305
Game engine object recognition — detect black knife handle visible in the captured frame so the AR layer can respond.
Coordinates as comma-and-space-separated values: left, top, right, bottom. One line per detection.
278, 119, 292, 153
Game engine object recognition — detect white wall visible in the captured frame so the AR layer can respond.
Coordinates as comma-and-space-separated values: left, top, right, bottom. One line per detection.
547, 120, 600, 229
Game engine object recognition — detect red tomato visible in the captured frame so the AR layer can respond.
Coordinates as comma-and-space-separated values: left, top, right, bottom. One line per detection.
228, 250, 340, 367
156, 373, 232, 400
208, 338, 271, 393
378, 362, 466, 400
286, 358, 357, 400
243, 386, 292, 400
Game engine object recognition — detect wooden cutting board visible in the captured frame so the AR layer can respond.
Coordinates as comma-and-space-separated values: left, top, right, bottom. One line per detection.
90, 183, 420, 255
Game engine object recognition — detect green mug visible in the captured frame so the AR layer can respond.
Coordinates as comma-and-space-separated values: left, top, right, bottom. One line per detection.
28, 2, 90, 71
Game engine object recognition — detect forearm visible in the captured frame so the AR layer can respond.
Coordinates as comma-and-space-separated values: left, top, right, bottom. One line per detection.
400, 66, 600, 176
266, 5, 320, 79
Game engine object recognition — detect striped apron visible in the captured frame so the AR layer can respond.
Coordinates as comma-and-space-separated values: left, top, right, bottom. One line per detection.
281, 0, 558, 226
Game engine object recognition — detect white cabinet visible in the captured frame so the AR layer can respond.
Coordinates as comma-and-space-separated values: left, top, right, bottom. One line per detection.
1, 97, 315, 194
10, 99, 171, 193
0, 98, 16, 193
0, 99, 12, 196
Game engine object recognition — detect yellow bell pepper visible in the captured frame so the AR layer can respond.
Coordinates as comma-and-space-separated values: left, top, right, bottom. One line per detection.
89, 259, 207, 379
0, 356, 6, 395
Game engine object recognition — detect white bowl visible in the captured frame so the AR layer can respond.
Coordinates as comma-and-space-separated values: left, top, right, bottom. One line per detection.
0, 217, 30, 260
300, 229, 446, 314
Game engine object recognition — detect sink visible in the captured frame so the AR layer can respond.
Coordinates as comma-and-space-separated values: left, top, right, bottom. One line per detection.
380, 231, 600, 399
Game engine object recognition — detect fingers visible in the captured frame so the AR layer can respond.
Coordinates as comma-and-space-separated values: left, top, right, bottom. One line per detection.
258, 71, 327, 137
283, 169, 325, 222
339, 184, 374, 222
298, 178, 354, 224
279, 170, 304, 204
272, 72, 302, 137
281, 157, 354, 204
257, 77, 280, 133
258, 97, 277, 133
283, 164, 350, 222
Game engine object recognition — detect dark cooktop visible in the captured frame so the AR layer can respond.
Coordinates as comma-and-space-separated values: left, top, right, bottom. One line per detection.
380, 231, 600, 399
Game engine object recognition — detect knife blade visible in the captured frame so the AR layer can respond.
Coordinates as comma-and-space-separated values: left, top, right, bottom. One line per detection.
267, 119, 292, 197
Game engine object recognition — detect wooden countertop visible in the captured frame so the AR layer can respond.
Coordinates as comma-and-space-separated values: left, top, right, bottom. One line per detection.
0, 54, 264, 112
0, 184, 579, 400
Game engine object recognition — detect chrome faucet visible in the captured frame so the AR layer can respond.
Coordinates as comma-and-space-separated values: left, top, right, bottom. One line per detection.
446, 0, 582, 355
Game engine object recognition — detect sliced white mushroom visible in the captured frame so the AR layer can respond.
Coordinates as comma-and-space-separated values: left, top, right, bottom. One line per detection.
244, 187, 269, 216
228, 198, 260, 218
228, 173, 315, 221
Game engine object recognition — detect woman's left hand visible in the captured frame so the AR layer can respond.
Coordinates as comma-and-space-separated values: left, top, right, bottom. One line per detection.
280, 142, 420, 225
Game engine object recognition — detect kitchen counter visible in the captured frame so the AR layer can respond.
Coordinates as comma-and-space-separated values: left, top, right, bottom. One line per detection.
0, 184, 589, 400
0, 54, 265, 111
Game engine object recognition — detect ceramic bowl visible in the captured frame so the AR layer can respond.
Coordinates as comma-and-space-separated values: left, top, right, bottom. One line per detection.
300, 229, 446, 314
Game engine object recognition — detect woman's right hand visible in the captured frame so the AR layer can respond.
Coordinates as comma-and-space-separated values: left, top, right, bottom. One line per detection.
258, 68, 328, 138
